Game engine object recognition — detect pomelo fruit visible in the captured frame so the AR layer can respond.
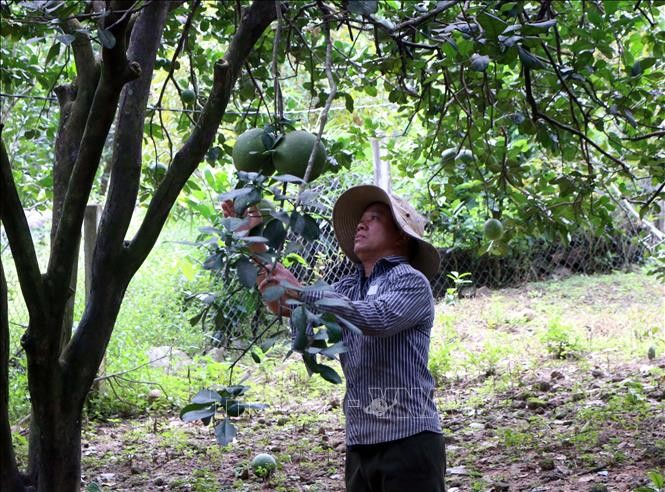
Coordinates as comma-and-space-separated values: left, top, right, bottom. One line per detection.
232, 128, 274, 175
250, 453, 277, 478
181, 88, 196, 104
484, 218, 504, 240
272, 130, 326, 181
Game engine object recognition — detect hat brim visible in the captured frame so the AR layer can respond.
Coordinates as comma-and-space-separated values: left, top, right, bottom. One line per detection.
332, 185, 440, 280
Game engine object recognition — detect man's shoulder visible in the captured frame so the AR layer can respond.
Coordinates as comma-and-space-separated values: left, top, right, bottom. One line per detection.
385, 261, 431, 289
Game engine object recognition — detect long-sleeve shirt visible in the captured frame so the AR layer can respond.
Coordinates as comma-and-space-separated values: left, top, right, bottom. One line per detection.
300, 255, 441, 446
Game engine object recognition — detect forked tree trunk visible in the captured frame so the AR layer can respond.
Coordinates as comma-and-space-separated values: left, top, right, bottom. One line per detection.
0, 2, 277, 491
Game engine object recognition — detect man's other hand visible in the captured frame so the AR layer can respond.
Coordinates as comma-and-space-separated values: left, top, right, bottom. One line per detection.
258, 263, 301, 316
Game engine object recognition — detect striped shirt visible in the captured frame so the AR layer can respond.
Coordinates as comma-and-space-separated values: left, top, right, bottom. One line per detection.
300, 255, 441, 446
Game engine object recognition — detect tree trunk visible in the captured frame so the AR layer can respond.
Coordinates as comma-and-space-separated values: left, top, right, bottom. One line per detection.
27, 405, 84, 492
0, 258, 24, 492
1, 2, 277, 491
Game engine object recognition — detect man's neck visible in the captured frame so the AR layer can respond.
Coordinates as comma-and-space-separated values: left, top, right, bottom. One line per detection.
360, 252, 405, 277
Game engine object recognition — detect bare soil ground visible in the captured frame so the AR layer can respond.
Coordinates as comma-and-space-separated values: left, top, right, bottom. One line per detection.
80, 272, 665, 491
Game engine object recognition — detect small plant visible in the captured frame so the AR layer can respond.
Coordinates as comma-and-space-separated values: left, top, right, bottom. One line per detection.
634, 469, 665, 492
428, 341, 455, 385
180, 386, 268, 445
540, 316, 583, 359
445, 271, 472, 305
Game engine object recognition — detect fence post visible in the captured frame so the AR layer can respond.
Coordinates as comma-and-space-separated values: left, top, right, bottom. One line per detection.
372, 138, 391, 192
84, 204, 102, 390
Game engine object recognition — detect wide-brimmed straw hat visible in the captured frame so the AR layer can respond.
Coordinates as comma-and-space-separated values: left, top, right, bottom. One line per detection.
332, 185, 441, 280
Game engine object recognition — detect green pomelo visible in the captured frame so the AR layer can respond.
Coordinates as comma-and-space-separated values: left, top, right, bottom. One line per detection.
250, 453, 277, 478
181, 88, 196, 103
273, 130, 326, 181
484, 218, 504, 240
232, 128, 274, 174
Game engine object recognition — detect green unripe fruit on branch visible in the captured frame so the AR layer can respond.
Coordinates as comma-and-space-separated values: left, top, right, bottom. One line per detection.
484, 218, 504, 240
181, 88, 196, 104
273, 130, 326, 182
250, 453, 277, 478
232, 128, 274, 175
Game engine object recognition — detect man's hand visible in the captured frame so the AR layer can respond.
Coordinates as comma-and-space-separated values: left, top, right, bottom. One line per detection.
220, 199, 263, 231
257, 263, 301, 316
220, 199, 266, 254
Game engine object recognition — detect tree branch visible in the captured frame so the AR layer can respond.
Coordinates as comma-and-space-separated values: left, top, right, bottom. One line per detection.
62, 18, 98, 93
0, 137, 46, 320
623, 129, 665, 141
126, 0, 277, 273
523, 67, 633, 177
302, 1, 337, 185
96, 0, 171, 259
391, 0, 458, 32
47, 1, 140, 302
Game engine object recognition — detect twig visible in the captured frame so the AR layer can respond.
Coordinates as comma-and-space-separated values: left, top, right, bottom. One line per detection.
93, 353, 169, 382
227, 317, 280, 385
523, 67, 633, 177
301, 1, 337, 187
272, 0, 284, 125
149, 0, 200, 159
623, 130, 665, 141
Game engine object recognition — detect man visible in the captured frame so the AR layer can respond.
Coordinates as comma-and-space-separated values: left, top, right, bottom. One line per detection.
225, 185, 445, 491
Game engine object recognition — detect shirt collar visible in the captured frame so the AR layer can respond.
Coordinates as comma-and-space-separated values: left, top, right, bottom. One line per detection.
355, 255, 409, 279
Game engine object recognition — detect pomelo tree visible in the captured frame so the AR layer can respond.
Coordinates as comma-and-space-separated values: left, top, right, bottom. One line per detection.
1, 1, 663, 491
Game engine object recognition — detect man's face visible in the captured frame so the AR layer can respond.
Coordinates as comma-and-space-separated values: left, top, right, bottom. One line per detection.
353, 202, 403, 260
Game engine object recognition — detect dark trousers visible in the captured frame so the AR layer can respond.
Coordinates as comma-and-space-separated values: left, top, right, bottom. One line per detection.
345, 431, 446, 492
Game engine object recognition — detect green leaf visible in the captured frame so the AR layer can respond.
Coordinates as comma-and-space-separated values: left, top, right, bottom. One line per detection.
290, 210, 306, 235
180, 403, 216, 422
214, 419, 236, 446
301, 214, 320, 241
469, 54, 490, 72
346, 0, 378, 16
477, 12, 507, 39
302, 352, 319, 376
263, 218, 286, 250
323, 319, 343, 343
233, 188, 261, 215
316, 296, 351, 309
522, 19, 556, 35
317, 364, 342, 384
218, 187, 254, 201
518, 46, 547, 69
45, 42, 61, 65
647, 470, 665, 488
344, 93, 354, 113
292, 306, 308, 352
98, 28, 116, 49
236, 258, 257, 288
321, 341, 348, 358
272, 174, 305, 184
630, 57, 656, 77
56, 34, 75, 45
251, 350, 261, 363
262, 285, 285, 302
192, 389, 223, 404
